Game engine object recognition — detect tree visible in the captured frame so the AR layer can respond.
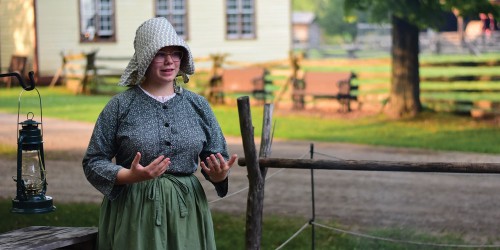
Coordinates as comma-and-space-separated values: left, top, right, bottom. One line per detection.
345, 0, 499, 118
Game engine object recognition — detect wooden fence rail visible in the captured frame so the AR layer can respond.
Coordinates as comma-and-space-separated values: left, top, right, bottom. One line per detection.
237, 158, 500, 174
236, 155, 500, 250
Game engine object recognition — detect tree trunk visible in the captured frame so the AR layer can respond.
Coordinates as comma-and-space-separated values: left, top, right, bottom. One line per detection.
387, 14, 422, 118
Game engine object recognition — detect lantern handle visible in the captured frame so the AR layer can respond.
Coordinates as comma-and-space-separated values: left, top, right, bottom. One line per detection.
15, 71, 43, 138
0, 71, 35, 90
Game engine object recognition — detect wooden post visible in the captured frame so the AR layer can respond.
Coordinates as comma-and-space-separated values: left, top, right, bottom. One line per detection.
259, 103, 274, 167
238, 97, 273, 250
274, 51, 301, 108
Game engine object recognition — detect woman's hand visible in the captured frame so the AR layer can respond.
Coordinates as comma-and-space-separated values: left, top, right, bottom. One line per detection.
116, 152, 170, 185
200, 153, 238, 183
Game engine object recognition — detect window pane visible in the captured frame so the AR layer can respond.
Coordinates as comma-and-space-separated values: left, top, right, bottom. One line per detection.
80, 0, 115, 42
80, 0, 96, 41
97, 0, 113, 36
227, 13, 238, 35
173, 14, 184, 24
242, 14, 253, 22
157, 0, 168, 11
172, 14, 184, 35
226, 0, 254, 39
242, 23, 253, 34
155, 0, 187, 38
242, 0, 253, 10
227, 0, 237, 10
173, 0, 184, 10
98, 0, 112, 15
100, 0, 111, 11
156, 0, 168, 16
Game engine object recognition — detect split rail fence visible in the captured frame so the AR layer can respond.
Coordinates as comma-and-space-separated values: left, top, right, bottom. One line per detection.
236, 96, 500, 249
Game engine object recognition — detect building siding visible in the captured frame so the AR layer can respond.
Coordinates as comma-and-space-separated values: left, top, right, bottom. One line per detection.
0, 0, 35, 75
189, 0, 291, 65
36, 0, 79, 75
25, 0, 291, 77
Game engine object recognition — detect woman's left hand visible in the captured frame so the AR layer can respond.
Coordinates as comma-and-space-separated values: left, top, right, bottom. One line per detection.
201, 153, 238, 183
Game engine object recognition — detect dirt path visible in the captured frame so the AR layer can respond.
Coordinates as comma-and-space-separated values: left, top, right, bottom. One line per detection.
2, 112, 500, 243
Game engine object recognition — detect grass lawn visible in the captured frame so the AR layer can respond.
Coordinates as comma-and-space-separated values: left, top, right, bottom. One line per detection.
0, 199, 473, 250
1, 86, 500, 154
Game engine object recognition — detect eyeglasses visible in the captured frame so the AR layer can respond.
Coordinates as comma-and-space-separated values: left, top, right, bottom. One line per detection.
153, 51, 183, 63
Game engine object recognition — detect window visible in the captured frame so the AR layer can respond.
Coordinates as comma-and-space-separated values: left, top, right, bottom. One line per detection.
155, 0, 188, 39
226, 0, 255, 39
79, 0, 115, 42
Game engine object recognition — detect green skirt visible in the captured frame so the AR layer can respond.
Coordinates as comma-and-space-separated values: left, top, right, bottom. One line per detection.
97, 174, 216, 250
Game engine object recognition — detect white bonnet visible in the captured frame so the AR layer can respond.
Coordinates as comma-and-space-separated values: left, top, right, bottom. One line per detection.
119, 17, 195, 86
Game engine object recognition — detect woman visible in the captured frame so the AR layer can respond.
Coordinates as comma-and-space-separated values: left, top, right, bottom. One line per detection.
83, 17, 238, 249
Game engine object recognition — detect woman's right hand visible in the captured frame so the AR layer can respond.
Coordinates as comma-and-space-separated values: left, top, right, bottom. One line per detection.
116, 152, 170, 185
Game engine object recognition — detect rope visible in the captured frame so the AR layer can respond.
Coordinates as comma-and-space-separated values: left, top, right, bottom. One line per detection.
312, 151, 345, 161
208, 151, 309, 204
274, 222, 310, 250
208, 185, 248, 204
273, 217, 500, 249
311, 221, 500, 248
208, 168, 286, 204
308, 150, 500, 248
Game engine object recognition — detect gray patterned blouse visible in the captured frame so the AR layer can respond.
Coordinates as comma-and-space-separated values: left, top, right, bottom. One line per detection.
82, 86, 230, 200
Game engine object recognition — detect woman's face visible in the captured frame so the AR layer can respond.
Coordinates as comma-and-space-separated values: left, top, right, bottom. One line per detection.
145, 46, 183, 85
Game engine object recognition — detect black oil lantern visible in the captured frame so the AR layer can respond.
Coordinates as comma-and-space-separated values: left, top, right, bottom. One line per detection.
0, 71, 55, 214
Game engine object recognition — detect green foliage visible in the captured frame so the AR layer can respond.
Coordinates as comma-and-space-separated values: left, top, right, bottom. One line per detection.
315, 0, 358, 42
442, 0, 499, 18
293, 0, 366, 42
345, 0, 499, 29
292, 0, 317, 11
294, 0, 499, 48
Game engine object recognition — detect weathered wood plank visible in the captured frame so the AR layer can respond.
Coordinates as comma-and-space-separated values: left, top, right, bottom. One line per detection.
238, 158, 500, 174
0, 226, 97, 250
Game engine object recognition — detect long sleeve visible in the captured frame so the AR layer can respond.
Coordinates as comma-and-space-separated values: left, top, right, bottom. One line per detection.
197, 98, 230, 197
82, 97, 125, 200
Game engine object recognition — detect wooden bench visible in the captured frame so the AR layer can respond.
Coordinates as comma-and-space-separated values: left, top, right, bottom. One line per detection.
293, 71, 357, 112
0, 226, 97, 250
209, 67, 272, 104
